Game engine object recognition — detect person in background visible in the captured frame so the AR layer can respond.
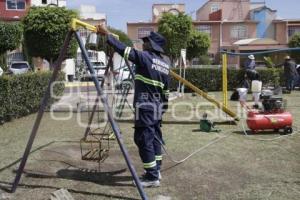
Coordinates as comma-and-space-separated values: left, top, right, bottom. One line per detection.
243, 55, 257, 88
296, 64, 300, 88
283, 56, 298, 92
244, 54, 256, 70
0, 66, 3, 76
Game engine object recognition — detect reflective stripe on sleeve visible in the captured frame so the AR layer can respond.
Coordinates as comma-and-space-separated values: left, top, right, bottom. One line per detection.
124, 47, 132, 60
135, 74, 165, 89
163, 90, 169, 94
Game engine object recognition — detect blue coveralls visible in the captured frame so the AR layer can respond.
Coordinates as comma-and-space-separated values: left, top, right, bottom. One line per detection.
107, 35, 170, 181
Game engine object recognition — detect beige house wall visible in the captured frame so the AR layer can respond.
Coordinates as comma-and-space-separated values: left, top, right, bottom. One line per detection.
152, 4, 185, 22
196, 0, 251, 21
127, 23, 158, 49
221, 22, 257, 46
275, 22, 288, 44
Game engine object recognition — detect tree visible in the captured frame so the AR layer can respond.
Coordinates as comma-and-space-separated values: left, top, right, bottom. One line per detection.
186, 30, 210, 61
22, 6, 78, 65
0, 22, 22, 70
108, 27, 133, 47
288, 33, 300, 63
158, 13, 193, 65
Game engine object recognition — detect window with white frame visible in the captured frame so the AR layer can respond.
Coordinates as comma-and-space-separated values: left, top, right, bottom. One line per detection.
288, 26, 300, 37
42, 0, 47, 4
210, 3, 219, 13
137, 27, 154, 39
6, 0, 26, 10
231, 25, 247, 39
196, 25, 212, 37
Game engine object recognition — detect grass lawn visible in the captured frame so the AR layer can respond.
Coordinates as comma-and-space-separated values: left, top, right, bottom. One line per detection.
0, 92, 300, 200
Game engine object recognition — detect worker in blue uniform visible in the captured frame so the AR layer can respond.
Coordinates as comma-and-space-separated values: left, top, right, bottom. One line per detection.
97, 25, 170, 187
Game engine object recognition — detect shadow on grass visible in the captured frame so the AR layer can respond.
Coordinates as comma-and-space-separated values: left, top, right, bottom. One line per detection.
0, 180, 139, 200
23, 168, 133, 187
0, 141, 55, 173
0, 140, 79, 174
233, 130, 284, 135
0, 140, 136, 197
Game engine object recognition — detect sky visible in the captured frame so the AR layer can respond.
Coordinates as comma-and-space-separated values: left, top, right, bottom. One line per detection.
67, 0, 300, 31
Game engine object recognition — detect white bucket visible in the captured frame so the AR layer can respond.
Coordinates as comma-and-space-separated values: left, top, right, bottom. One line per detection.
252, 92, 261, 104
251, 80, 262, 93
237, 88, 248, 102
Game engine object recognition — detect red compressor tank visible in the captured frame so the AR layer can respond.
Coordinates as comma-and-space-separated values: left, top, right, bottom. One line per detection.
247, 111, 293, 134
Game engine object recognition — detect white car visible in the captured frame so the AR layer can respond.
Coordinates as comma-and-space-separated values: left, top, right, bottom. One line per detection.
9, 61, 31, 75
114, 66, 132, 89
93, 61, 107, 79
84, 61, 106, 80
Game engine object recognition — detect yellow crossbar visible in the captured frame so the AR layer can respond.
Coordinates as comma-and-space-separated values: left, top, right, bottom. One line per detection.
71, 18, 118, 38
170, 70, 239, 121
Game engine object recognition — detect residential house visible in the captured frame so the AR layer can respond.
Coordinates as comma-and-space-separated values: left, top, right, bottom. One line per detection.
0, 0, 67, 68
0, 0, 31, 66
31, 0, 66, 7
127, 3, 185, 50
0, 0, 30, 21
127, 1, 300, 66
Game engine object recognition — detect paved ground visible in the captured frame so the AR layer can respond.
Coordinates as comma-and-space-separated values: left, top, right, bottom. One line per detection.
0, 91, 300, 200
51, 81, 179, 112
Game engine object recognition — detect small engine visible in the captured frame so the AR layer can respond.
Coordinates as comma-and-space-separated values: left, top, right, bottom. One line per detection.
261, 94, 284, 113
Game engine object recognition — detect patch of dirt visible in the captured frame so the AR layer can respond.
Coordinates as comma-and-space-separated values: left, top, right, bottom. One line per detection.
24, 143, 140, 185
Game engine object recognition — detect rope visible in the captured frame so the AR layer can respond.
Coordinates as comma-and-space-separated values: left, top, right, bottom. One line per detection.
221, 47, 300, 56
155, 130, 233, 164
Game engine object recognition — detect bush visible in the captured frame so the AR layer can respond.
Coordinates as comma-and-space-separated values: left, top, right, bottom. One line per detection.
0, 72, 65, 123
170, 68, 284, 92
288, 33, 300, 63
22, 6, 78, 64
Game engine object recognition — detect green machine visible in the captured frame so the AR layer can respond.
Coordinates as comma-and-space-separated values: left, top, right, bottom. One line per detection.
200, 113, 220, 132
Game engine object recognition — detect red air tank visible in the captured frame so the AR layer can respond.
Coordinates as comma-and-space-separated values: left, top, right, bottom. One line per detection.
247, 111, 293, 133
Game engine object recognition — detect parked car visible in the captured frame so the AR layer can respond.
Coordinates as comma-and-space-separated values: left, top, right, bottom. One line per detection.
114, 66, 132, 89
9, 61, 31, 75
84, 61, 106, 80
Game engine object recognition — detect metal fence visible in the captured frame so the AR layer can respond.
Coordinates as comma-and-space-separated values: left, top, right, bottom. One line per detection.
7, 51, 24, 67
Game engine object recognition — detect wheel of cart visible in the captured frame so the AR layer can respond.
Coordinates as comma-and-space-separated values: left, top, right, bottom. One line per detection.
283, 126, 293, 135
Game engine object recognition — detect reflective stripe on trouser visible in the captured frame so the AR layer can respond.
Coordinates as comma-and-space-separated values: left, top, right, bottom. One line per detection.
143, 160, 156, 169
134, 110, 164, 181
134, 126, 158, 180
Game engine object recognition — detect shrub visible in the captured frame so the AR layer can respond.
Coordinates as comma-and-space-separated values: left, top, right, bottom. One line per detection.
288, 33, 300, 63
22, 6, 78, 64
170, 68, 284, 92
197, 55, 212, 65
0, 72, 65, 123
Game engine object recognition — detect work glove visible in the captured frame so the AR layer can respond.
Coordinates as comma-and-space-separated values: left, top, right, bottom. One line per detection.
96, 24, 109, 36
